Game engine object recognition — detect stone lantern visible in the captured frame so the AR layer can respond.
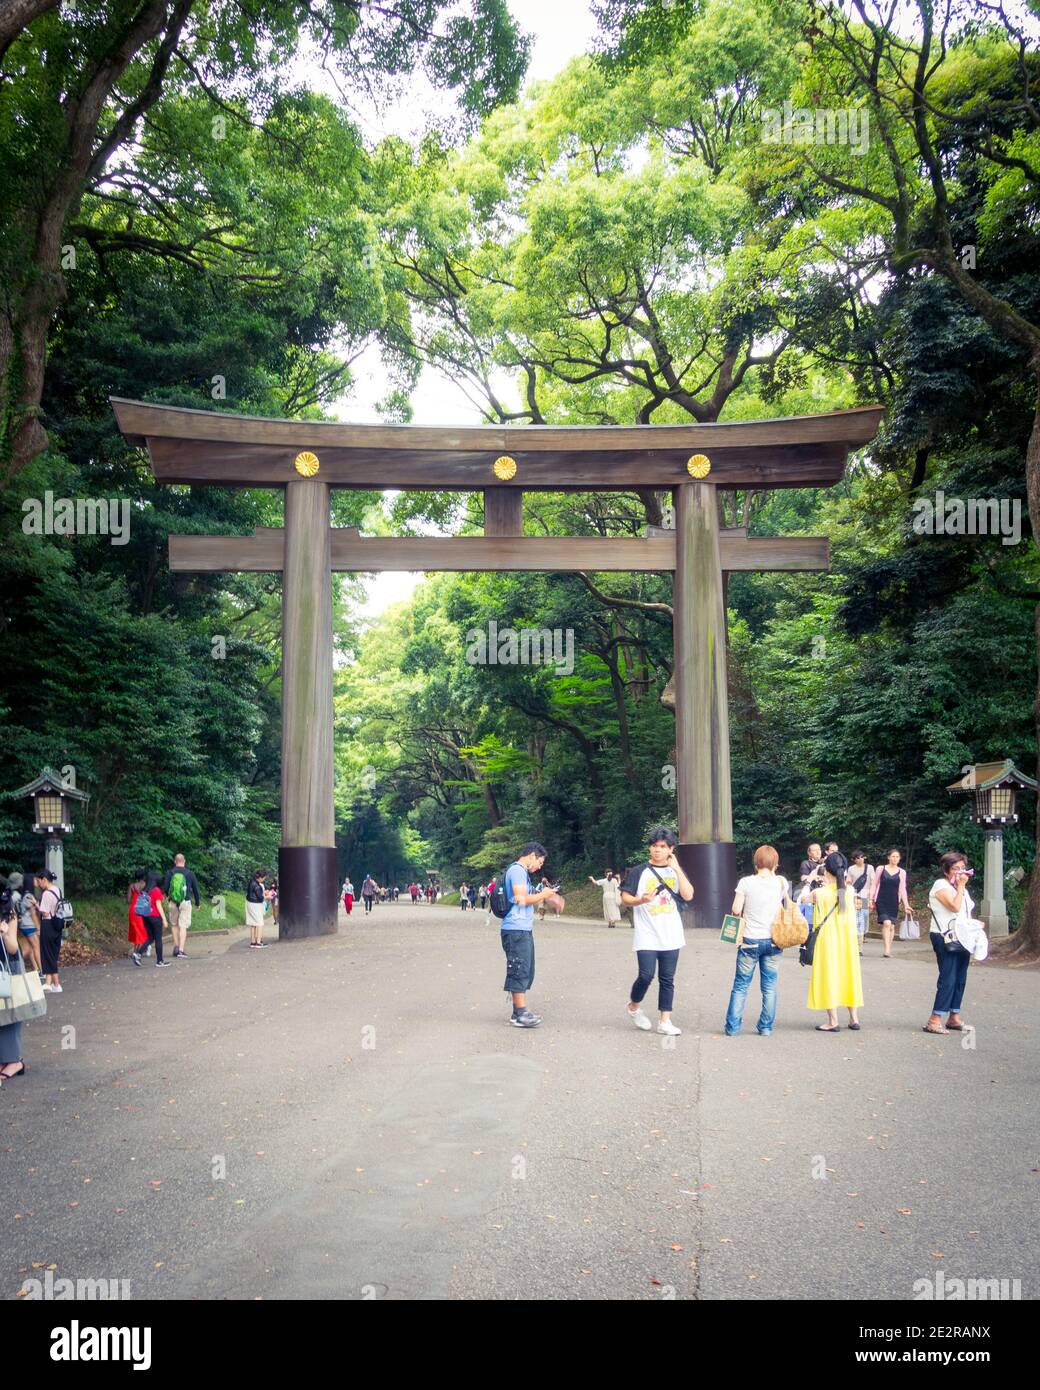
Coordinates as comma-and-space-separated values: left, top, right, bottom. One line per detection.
946, 761, 1037, 937
9, 768, 90, 896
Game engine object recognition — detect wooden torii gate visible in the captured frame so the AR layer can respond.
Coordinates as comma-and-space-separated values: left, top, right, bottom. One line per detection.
112, 398, 883, 938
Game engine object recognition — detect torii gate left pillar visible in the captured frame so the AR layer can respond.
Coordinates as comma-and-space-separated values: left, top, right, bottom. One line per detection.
279, 478, 338, 938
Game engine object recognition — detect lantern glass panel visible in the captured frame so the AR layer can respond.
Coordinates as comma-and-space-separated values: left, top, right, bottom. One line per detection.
972, 789, 989, 820
36, 794, 63, 824
990, 786, 1014, 818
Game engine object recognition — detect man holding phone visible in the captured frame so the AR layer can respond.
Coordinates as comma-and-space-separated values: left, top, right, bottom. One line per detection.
621, 827, 694, 1036
500, 842, 564, 1029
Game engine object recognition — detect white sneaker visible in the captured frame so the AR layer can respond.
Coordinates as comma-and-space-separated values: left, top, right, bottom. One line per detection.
41, 983, 55, 992
656, 1018, 681, 1036
627, 1006, 652, 1031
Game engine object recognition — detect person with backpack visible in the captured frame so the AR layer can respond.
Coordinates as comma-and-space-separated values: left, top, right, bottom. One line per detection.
34, 870, 69, 993
162, 854, 201, 960
131, 871, 169, 968
246, 870, 269, 948
492, 842, 563, 1028
127, 873, 150, 962
845, 850, 875, 954
621, 827, 694, 1036
8, 873, 41, 974
361, 875, 377, 914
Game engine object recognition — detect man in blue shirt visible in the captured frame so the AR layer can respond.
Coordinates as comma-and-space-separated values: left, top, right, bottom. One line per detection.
501, 842, 563, 1028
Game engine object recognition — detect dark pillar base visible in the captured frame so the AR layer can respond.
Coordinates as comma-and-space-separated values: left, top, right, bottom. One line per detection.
676, 841, 737, 930
278, 845, 340, 939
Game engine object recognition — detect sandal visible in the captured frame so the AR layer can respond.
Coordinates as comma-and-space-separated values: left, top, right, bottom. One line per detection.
946, 1020, 965, 1031
922, 1024, 949, 1035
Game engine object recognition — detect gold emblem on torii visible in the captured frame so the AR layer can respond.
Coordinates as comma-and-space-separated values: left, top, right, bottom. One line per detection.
294, 451, 320, 476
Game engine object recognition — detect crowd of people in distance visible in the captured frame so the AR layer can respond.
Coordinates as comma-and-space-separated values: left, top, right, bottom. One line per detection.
341, 876, 439, 915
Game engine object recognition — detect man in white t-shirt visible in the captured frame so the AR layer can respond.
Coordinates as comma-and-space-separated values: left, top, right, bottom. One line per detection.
724, 846, 789, 1036
621, 827, 694, 1036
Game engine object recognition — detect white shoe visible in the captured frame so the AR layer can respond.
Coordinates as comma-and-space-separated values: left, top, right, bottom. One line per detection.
656, 1018, 681, 1036
41, 983, 55, 992
627, 1006, 652, 1031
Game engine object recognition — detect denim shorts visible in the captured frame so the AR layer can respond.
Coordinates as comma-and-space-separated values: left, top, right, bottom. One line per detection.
501, 929, 535, 993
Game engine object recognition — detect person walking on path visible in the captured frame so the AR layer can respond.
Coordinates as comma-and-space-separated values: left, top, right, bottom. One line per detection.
724, 846, 789, 1036
0, 887, 29, 1084
342, 877, 354, 915
499, 843, 563, 1029
34, 870, 65, 993
127, 873, 150, 963
162, 854, 201, 960
409, 882, 418, 905
245, 870, 269, 949
361, 875, 377, 914
130, 871, 168, 968
467, 882, 478, 911
621, 827, 694, 1037
459, 882, 470, 910
845, 851, 874, 954
588, 870, 623, 927
806, 851, 863, 1032
9, 873, 41, 975
870, 848, 910, 958
923, 852, 981, 1035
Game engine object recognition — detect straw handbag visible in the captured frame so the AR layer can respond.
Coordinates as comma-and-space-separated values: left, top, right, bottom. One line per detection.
771, 895, 808, 949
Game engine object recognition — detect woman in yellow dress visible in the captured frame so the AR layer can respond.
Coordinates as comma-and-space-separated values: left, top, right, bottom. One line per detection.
806, 852, 863, 1032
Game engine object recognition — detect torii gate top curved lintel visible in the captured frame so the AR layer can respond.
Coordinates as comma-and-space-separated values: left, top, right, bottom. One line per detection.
110, 396, 884, 940
111, 397, 883, 490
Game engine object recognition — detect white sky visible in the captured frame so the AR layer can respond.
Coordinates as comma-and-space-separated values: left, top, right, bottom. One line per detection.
337, 0, 600, 617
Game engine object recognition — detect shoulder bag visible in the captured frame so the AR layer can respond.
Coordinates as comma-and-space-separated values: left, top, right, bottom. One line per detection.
0, 934, 47, 1023
798, 899, 837, 968
772, 893, 809, 949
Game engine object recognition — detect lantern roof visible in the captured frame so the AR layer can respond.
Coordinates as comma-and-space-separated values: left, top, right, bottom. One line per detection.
946, 760, 1038, 795
8, 769, 90, 803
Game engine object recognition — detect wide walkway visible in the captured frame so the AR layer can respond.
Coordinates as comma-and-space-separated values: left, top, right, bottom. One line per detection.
2, 903, 1035, 1300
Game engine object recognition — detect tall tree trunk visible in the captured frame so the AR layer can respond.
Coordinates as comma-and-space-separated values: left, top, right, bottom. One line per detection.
1, 0, 194, 481
996, 364, 1040, 960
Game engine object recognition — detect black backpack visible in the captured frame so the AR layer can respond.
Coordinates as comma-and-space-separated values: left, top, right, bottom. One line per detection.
489, 865, 519, 920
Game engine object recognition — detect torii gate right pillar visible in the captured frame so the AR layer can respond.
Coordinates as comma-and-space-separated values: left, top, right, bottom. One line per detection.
673, 481, 736, 928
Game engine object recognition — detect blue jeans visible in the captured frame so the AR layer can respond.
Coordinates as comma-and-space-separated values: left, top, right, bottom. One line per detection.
930, 933, 970, 1014
725, 940, 782, 1035
799, 902, 814, 929
855, 905, 868, 937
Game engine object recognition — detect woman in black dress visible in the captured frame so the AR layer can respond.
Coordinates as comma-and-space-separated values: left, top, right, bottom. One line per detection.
871, 848, 910, 958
